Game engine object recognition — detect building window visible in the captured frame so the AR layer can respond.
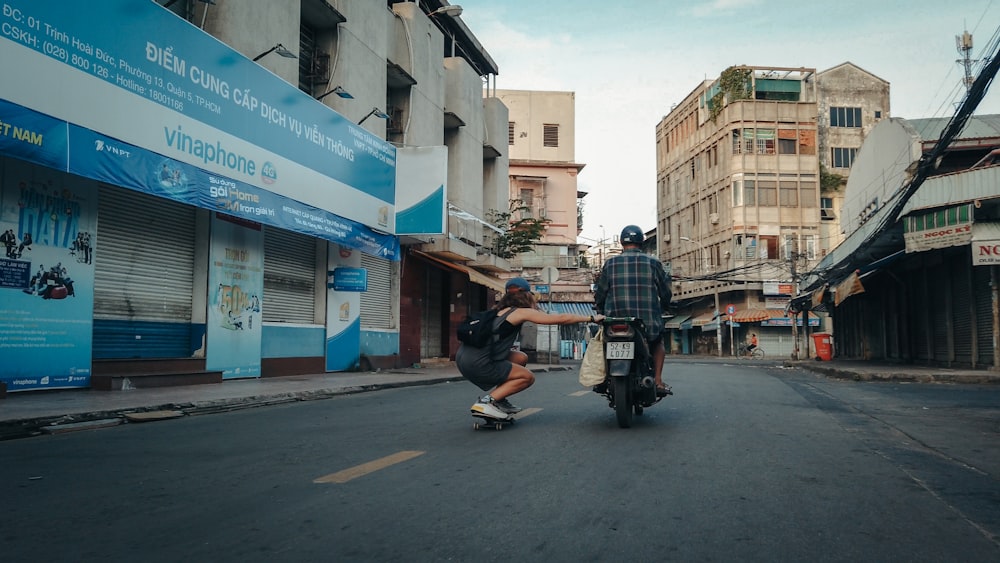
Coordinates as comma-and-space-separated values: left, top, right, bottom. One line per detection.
779, 181, 798, 207
543, 124, 559, 147
758, 180, 777, 206
508, 122, 515, 145
782, 235, 796, 260
875, 110, 882, 119
755, 129, 776, 154
805, 235, 817, 259
800, 182, 817, 207
831, 147, 858, 168
821, 197, 836, 220
298, 22, 321, 94
830, 107, 862, 128
759, 235, 779, 259
743, 180, 756, 206
732, 179, 743, 206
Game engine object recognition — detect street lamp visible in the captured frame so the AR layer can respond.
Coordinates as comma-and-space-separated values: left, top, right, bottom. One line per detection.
680, 236, 723, 357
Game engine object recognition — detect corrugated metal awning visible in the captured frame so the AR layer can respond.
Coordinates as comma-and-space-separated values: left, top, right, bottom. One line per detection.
664, 314, 690, 329
539, 302, 596, 316
731, 309, 773, 323
410, 249, 506, 293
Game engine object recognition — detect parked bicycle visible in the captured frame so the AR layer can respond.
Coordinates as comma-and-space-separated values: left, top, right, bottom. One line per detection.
737, 343, 764, 359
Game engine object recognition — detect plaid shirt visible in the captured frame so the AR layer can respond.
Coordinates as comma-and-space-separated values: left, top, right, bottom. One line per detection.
594, 248, 672, 339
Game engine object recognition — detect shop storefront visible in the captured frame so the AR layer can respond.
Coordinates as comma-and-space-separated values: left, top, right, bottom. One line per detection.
0, 2, 413, 391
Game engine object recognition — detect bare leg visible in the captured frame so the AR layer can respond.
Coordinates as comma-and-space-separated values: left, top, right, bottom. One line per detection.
489, 363, 534, 401
652, 339, 666, 387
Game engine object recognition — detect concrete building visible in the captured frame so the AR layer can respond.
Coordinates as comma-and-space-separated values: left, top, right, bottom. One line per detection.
799, 115, 1000, 368
0, 0, 508, 393
655, 64, 887, 358
497, 89, 592, 359
816, 63, 891, 252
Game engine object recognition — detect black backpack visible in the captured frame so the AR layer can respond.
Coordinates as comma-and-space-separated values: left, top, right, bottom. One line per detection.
457, 308, 514, 348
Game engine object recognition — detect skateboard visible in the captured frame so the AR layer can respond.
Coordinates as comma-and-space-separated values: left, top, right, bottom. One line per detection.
472, 413, 515, 430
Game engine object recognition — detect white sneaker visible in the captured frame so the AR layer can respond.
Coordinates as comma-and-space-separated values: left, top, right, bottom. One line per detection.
470, 398, 510, 420
494, 398, 522, 414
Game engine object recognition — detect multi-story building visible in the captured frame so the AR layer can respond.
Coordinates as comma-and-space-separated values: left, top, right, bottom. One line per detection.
799, 113, 1000, 368
497, 89, 592, 358
816, 63, 891, 251
0, 0, 508, 394
655, 64, 887, 358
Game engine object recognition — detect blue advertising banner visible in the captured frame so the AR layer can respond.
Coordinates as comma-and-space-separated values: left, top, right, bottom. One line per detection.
0, 0, 397, 233
0, 99, 68, 171
0, 157, 97, 391
65, 124, 398, 258
326, 245, 361, 372
207, 213, 263, 379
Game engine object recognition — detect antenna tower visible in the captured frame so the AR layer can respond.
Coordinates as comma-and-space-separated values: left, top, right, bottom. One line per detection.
956, 30, 977, 93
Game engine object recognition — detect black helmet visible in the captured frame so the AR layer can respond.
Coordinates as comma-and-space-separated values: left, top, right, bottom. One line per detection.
619, 225, 644, 245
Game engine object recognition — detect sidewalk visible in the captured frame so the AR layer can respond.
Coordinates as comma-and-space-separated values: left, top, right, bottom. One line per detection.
0, 362, 571, 440
1, 357, 997, 440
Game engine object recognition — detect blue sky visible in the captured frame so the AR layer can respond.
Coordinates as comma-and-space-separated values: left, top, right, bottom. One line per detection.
459, 0, 1000, 245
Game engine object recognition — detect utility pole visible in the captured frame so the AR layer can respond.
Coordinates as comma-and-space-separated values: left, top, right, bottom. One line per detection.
790, 248, 799, 360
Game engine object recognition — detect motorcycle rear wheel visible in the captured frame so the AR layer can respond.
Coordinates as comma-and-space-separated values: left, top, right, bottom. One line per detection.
614, 377, 632, 428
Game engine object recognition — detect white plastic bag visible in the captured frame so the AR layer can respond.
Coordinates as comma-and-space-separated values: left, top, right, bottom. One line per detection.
578, 327, 606, 387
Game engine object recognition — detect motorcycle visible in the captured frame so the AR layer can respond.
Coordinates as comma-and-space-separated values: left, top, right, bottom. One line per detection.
598, 316, 662, 428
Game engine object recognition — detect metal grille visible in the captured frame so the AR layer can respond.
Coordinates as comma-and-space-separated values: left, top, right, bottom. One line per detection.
94, 187, 195, 322
360, 253, 393, 329
974, 265, 995, 366
263, 227, 316, 324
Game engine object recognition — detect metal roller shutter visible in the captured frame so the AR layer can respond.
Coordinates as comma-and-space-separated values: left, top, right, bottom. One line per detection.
974, 266, 995, 367
94, 187, 195, 321
951, 254, 974, 364
360, 253, 393, 329
263, 226, 316, 324
931, 262, 951, 362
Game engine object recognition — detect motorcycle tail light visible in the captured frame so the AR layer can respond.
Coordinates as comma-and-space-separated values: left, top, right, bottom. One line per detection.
607, 323, 634, 338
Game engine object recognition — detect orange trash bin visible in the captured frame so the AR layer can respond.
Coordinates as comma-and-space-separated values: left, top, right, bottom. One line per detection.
812, 333, 833, 361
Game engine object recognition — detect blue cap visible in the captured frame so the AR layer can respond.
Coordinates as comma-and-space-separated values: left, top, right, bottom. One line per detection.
505, 277, 531, 292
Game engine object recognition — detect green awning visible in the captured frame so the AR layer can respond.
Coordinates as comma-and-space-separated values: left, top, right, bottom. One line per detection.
664, 314, 691, 329
755, 79, 801, 93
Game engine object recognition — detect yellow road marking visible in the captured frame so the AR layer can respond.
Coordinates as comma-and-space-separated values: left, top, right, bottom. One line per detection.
314, 450, 425, 484
569, 390, 589, 397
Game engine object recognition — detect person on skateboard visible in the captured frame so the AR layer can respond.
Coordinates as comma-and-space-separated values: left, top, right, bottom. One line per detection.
457, 277, 604, 419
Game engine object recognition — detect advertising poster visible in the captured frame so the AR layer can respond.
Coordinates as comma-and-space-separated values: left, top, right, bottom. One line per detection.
326, 245, 361, 371
0, 158, 97, 390
206, 213, 263, 379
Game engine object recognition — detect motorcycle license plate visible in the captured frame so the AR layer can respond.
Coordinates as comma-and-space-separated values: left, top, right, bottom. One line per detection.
606, 342, 634, 359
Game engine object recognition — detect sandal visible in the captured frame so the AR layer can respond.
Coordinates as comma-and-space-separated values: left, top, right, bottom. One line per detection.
655, 383, 673, 397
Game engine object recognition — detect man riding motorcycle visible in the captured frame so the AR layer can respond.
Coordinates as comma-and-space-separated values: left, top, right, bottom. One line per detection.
594, 224, 673, 396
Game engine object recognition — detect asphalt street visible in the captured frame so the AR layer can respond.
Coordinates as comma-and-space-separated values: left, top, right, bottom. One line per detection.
2, 361, 998, 562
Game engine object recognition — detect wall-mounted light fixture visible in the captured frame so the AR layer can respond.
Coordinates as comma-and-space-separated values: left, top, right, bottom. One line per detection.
252, 43, 297, 62
429, 5, 463, 17
358, 107, 390, 125
316, 85, 353, 101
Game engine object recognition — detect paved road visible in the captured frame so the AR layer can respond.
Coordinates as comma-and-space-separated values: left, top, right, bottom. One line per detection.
2, 362, 998, 562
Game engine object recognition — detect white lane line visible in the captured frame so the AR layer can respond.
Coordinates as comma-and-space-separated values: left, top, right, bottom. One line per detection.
314, 450, 425, 484
569, 390, 589, 397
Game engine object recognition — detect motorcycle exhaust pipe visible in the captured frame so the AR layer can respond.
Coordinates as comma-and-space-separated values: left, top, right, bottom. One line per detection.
641, 376, 655, 389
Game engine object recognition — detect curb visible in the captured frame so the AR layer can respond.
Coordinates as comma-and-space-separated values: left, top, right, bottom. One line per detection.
0, 366, 573, 441
793, 364, 1000, 385
0, 375, 467, 442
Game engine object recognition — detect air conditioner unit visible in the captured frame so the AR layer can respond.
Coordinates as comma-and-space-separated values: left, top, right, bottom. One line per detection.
709, 213, 719, 224
663, 234, 671, 242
